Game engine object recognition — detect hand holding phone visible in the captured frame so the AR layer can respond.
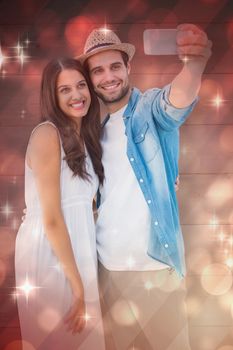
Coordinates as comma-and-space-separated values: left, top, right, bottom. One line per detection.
143, 29, 177, 55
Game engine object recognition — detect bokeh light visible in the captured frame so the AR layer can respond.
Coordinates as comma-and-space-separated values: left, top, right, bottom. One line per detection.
206, 179, 233, 207
111, 299, 139, 326
186, 296, 202, 317
38, 307, 61, 332
199, 79, 222, 99
3, 340, 35, 350
201, 263, 232, 296
64, 16, 95, 51
218, 291, 233, 310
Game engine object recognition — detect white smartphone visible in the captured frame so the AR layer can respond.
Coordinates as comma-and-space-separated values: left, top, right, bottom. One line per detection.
143, 29, 177, 55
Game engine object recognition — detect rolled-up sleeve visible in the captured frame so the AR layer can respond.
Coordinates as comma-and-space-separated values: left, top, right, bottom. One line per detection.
151, 84, 198, 130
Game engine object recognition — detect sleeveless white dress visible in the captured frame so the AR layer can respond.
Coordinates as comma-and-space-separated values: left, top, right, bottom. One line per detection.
15, 122, 105, 350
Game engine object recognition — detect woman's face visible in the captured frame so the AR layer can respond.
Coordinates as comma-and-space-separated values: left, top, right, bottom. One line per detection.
56, 69, 91, 124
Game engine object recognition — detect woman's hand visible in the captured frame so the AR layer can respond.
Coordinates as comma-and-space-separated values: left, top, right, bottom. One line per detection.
64, 286, 86, 334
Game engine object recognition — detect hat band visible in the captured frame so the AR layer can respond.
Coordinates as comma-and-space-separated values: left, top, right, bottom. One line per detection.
85, 42, 117, 54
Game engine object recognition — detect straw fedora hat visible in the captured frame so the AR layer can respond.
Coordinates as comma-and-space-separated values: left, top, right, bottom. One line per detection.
77, 28, 135, 64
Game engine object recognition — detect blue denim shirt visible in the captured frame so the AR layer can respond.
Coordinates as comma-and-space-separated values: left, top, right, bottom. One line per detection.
100, 85, 197, 277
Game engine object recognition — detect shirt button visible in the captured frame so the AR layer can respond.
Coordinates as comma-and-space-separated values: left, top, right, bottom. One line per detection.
140, 178, 144, 183
164, 243, 169, 248
154, 221, 158, 226
141, 133, 144, 137
147, 200, 151, 204
130, 157, 134, 162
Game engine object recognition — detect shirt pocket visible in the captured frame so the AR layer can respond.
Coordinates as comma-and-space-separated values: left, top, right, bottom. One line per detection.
133, 122, 160, 162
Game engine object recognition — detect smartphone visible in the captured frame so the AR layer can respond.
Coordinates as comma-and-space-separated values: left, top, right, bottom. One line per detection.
143, 29, 177, 55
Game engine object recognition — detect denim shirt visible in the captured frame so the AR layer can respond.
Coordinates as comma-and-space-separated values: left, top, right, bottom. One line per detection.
100, 85, 197, 277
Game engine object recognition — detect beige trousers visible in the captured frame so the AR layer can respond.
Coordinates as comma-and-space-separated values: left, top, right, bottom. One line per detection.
98, 263, 191, 350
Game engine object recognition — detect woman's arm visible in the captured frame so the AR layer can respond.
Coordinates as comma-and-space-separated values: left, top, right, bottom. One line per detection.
27, 124, 85, 333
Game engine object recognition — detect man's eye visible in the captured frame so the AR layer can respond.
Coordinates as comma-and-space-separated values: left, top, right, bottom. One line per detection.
112, 64, 121, 70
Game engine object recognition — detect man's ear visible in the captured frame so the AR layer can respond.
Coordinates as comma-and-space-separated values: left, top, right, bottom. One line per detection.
127, 62, 131, 75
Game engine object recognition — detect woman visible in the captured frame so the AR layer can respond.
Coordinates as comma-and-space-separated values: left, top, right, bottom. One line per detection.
15, 58, 105, 350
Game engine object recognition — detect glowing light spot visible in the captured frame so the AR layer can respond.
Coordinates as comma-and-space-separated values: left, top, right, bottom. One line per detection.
207, 180, 233, 207
181, 55, 189, 63
209, 215, 219, 229
218, 231, 225, 242
16, 276, 39, 302
212, 94, 224, 108
126, 255, 136, 269
1, 69, 7, 78
144, 280, 154, 291
19, 50, 28, 66
218, 291, 233, 310
228, 236, 233, 247
14, 41, 24, 55
25, 38, 30, 46
17, 280, 35, 295
111, 300, 139, 326
100, 27, 111, 34
82, 312, 96, 324
201, 263, 232, 296
1, 202, 14, 219
0, 48, 5, 67
225, 257, 233, 268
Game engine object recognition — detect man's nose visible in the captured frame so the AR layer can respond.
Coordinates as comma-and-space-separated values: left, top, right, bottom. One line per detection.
103, 69, 115, 83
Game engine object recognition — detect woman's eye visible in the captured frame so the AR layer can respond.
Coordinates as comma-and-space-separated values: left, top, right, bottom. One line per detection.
60, 87, 70, 94
78, 82, 87, 88
93, 68, 103, 75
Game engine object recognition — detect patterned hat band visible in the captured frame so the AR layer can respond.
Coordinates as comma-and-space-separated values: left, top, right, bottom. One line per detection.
86, 42, 114, 54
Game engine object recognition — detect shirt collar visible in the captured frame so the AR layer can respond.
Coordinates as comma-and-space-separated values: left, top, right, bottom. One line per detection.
123, 87, 141, 120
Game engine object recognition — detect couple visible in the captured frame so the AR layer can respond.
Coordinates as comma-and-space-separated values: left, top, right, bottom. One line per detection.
15, 24, 211, 350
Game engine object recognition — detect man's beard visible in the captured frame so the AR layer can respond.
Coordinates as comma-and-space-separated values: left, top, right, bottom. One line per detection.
95, 84, 130, 104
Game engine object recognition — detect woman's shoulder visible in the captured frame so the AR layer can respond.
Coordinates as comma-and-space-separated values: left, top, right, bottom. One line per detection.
28, 121, 61, 157
30, 121, 59, 143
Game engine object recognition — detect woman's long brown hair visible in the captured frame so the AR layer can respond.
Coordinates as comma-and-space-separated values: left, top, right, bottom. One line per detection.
40, 58, 104, 185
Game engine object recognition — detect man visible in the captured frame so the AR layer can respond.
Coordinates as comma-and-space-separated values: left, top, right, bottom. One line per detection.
78, 25, 211, 350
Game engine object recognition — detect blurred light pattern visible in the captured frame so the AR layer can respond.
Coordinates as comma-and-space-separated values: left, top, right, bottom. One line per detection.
111, 299, 139, 326
1, 202, 14, 219
16, 276, 39, 302
3, 340, 35, 350
201, 263, 232, 295
37, 307, 61, 332
126, 255, 136, 269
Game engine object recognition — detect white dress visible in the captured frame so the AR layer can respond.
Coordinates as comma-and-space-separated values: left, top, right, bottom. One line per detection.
15, 122, 105, 350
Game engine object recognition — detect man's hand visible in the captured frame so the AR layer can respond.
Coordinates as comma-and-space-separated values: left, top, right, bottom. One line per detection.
169, 24, 212, 108
21, 208, 27, 221
175, 176, 180, 192
176, 24, 212, 64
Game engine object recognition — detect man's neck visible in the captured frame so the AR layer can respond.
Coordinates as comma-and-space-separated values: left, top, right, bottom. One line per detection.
107, 88, 131, 114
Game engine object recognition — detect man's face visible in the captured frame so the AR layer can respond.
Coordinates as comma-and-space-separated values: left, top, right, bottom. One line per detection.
87, 50, 131, 105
